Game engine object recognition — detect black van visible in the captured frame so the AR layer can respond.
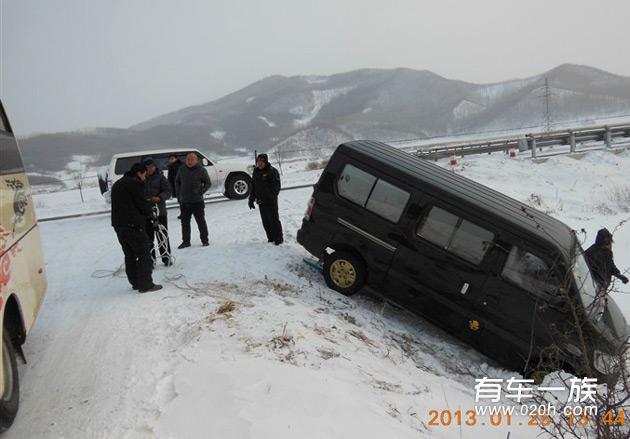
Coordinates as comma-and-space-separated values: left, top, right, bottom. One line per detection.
297, 140, 628, 380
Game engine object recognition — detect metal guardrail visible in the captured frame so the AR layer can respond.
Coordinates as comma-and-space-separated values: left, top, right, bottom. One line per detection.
37, 183, 314, 223
412, 122, 630, 160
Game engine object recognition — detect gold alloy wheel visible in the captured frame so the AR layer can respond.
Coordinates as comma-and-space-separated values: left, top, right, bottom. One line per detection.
329, 259, 357, 289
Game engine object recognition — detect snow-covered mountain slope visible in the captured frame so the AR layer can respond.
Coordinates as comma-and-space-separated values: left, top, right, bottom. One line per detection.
11, 149, 630, 438
19, 64, 630, 173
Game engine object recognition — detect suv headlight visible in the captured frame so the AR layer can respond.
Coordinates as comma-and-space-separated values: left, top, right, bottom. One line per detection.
593, 350, 617, 375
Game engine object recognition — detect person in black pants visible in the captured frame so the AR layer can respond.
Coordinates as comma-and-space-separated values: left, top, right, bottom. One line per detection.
248, 153, 283, 245
143, 158, 172, 266
175, 153, 211, 248
167, 154, 183, 219
110, 163, 162, 293
167, 154, 182, 198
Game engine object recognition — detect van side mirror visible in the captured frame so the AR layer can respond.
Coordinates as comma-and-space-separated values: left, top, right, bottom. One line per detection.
202, 158, 210, 166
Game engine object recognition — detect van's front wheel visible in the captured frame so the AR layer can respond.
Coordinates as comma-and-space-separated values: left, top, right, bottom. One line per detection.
0, 332, 19, 432
323, 251, 366, 296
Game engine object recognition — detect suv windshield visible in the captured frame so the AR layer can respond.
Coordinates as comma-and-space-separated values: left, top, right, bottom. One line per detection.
572, 247, 601, 317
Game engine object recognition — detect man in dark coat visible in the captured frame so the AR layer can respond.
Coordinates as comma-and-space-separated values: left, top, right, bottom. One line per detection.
110, 163, 163, 293
248, 153, 283, 245
167, 154, 182, 198
584, 228, 628, 292
143, 158, 172, 266
175, 152, 211, 248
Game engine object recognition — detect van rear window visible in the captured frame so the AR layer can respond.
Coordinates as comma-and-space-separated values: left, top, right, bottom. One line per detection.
502, 247, 560, 295
337, 164, 410, 223
416, 206, 494, 265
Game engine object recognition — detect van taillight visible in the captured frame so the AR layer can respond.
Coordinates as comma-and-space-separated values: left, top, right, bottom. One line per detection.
304, 197, 316, 221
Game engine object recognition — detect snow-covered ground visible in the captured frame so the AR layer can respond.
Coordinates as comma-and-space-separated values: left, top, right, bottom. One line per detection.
11, 148, 630, 438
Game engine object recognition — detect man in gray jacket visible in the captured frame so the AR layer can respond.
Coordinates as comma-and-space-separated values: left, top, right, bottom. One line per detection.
143, 158, 172, 265
175, 152, 211, 248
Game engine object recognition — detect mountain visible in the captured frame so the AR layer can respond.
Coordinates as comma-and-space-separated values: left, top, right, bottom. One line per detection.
19, 64, 630, 173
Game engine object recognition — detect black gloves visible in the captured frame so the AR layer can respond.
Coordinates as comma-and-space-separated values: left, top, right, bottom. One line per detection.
248, 198, 255, 210
618, 275, 629, 284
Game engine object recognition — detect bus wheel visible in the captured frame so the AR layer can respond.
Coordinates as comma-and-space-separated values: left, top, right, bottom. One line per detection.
323, 251, 366, 296
0, 332, 19, 432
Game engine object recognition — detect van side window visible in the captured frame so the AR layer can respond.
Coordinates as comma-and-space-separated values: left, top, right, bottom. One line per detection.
502, 247, 560, 295
416, 206, 494, 264
337, 164, 410, 223
148, 154, 169, 170
337, 164, 377, 206
365, 179, 410, 223
416, 206, 459, 248
114, 157, 138, 175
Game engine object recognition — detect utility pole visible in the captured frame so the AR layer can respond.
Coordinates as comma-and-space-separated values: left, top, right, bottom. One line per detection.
541, 77, 553, 133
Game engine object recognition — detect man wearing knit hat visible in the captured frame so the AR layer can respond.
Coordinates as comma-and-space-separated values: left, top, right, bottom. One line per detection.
248, 153, 283, 245
584, 228, 628, 292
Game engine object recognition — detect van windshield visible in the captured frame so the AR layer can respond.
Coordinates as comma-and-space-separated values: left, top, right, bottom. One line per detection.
572, 248, 600, 317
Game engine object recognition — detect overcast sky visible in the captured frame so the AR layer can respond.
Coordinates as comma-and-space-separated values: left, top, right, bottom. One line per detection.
1, 0, 629, 137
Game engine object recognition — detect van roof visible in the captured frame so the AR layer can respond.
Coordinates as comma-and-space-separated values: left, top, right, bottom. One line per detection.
337, 140, 576, 259
112, 148, 200, 159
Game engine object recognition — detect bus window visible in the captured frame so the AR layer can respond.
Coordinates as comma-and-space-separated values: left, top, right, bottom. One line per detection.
0, 135, 24, 176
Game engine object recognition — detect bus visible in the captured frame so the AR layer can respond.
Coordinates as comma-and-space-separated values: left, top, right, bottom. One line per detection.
0, 100, 47, 430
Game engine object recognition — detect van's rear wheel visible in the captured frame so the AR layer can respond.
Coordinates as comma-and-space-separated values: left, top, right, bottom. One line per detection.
0, 332, 19, 432
225, 174, 251, 200
323, 251, 366, 296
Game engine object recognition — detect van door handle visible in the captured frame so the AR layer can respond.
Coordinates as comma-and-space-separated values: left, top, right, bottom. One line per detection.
460, 282, 470, 295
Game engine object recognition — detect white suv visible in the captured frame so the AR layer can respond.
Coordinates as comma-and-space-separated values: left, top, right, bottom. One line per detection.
98, 148, 253, 201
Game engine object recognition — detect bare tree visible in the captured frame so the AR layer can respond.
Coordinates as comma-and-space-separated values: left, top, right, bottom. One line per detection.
524, 215, 630, 439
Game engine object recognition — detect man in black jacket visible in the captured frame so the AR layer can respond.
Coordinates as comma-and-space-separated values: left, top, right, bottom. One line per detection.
248, 153, 283, 245
143, 158, 172, 266
584, 228, 628, 292
167, 154, 182, 198
175, 153, 211, 248
111, 163, 162, 293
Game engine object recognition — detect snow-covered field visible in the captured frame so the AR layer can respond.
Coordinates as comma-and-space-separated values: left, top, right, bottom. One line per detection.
11, 149, 630, 438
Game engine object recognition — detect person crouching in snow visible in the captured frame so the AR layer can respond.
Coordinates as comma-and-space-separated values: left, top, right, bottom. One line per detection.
248, 153, 283, 245
584, 228, 628, 293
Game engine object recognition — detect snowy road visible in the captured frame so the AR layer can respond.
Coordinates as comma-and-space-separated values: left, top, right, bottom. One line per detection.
9, 151, 630, 438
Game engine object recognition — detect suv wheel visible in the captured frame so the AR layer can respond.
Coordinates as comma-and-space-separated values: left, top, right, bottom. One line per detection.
225, 174, 251, 199
323, 251, 366, 296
